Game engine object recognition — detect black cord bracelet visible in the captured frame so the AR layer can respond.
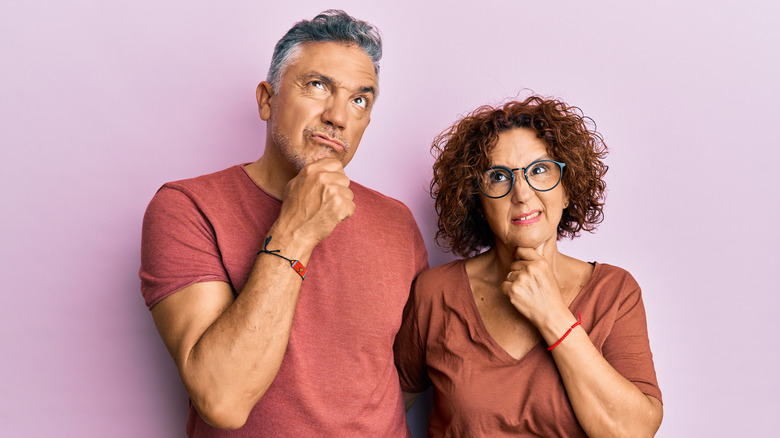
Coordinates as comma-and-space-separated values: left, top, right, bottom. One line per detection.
258, 235, 307, 280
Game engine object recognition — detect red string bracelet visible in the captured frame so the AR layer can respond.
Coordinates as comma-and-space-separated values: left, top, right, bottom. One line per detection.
547, 313, 582, 351
258, 235, 307, 280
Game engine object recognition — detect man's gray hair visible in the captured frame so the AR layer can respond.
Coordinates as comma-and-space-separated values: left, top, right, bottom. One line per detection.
267, 10, 382, 92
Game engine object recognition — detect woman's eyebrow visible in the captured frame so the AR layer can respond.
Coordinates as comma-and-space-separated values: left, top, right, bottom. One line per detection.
493, 155, 553, 168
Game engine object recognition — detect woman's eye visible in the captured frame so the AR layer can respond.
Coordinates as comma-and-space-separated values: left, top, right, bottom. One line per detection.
489, 170, 510, 182
529, 163, 550, 175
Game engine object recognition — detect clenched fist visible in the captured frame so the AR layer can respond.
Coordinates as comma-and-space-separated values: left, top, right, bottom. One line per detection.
269, 159, 355, 257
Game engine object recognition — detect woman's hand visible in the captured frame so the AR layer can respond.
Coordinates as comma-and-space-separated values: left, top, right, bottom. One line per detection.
503, 242, 663, 437
502, 242, 569, 327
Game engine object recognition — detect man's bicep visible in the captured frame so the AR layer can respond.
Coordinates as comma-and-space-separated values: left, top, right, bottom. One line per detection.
151, 281, 234, 368
141, 187, 230, 309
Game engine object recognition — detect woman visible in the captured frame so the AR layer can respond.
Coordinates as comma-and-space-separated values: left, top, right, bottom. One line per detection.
394, 96, 663, 437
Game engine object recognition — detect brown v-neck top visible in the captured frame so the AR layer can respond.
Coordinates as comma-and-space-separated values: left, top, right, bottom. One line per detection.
394, 259, 662, 437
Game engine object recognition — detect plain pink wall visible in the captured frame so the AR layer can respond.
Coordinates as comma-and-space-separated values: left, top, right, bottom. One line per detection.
2, 1, 778, 436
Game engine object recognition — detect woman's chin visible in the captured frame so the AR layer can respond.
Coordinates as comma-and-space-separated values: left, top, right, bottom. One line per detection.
501, 235, 556, 252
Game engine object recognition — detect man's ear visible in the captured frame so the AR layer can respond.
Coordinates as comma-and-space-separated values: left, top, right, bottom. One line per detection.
256, 81, 274, 121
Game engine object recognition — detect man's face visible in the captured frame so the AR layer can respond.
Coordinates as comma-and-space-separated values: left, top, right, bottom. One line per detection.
259, 42, 378, 171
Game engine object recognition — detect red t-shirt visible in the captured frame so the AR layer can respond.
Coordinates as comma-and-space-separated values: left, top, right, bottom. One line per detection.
140, 165, 428, 437
394, 259, 662, 437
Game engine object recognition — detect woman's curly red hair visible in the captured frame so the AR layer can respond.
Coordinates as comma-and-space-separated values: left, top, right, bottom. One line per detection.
431, 95, 609, 257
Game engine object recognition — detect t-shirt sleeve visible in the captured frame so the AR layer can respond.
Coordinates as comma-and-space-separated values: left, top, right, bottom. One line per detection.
139, 185, 230, 309
601, 281, 663, 403
394, 278, 432, 394
411, 216, 429, 277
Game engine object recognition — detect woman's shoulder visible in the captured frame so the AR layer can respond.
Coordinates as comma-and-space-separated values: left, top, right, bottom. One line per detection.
592, 263, 640, 288
578, 262, 643, 306
411, 259, 473, 318
417, 258, 466, 283
573, 262, 645, 319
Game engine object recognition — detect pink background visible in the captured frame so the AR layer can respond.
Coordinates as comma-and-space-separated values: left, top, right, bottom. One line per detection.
2, 1, 778, 436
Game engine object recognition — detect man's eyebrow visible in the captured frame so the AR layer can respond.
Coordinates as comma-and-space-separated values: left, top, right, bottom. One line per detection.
359, 86, 376, 97
300, 72, 376, 97
300, 72, 335, 85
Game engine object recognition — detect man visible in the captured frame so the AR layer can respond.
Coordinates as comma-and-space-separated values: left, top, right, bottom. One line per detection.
140, 10, 428, 437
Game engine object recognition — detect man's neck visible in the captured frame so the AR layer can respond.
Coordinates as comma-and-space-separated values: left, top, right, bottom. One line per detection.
244, 153, 297, 199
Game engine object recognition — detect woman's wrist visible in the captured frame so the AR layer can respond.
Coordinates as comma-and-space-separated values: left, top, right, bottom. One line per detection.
537, 308, 580, 346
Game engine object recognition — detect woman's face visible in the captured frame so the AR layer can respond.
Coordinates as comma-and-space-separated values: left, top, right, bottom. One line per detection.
479, 128, 569, 251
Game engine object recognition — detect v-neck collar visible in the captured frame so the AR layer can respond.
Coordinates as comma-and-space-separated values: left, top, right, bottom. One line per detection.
456, 259, 601, 365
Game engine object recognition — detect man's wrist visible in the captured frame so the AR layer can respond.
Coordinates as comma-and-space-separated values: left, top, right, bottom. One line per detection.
258, 236, 307, 280
263, 225, 317, 263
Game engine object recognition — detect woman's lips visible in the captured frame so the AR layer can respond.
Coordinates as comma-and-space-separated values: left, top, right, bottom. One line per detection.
513, 210, 542, 225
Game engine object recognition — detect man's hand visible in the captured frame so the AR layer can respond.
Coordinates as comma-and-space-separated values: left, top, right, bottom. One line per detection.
270, 159, 355, 257
150, 160, 356, 429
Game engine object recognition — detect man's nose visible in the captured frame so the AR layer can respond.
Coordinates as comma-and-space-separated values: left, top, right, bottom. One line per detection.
321, 95, 347, 129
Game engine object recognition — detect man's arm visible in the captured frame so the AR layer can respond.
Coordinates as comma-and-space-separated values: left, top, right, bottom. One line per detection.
149, 159, 354, 429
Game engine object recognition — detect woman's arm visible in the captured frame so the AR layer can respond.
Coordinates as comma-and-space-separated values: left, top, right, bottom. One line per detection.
505, 246, 662, 437
543, 317, 663, 437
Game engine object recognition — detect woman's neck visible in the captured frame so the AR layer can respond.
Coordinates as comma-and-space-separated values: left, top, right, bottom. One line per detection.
484, 239, 564, 281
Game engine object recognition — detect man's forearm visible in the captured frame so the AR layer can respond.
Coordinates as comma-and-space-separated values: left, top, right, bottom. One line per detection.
155, 245, 310, 430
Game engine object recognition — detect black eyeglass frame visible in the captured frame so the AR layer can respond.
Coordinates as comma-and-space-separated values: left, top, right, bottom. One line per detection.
478, 160, 566, 198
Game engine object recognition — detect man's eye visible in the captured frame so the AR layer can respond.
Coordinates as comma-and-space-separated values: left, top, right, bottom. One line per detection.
309, 81, 325, 89
353, 96, 368, 108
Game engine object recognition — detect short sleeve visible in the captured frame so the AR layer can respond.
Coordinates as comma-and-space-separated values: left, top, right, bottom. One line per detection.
411, 216, 429, 277
601, 283, 663, 402
139, 186, 230, 309
394, 278, 432, 394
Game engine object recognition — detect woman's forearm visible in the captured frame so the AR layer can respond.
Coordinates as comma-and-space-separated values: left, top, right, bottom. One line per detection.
547, 325, 663, 437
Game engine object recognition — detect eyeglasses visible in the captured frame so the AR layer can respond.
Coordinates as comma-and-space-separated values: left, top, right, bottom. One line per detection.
478, 160, 566, 198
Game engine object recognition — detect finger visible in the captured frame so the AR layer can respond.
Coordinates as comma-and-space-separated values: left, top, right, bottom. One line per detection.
343, 198, 356, 219
505, 270, 515, 282
305, 158, 345, 173
515, 246, 543, 261
330, 184, 354, 202
299, 164, 350, 188
500, 279, 513, 297
328, 187, 356, 220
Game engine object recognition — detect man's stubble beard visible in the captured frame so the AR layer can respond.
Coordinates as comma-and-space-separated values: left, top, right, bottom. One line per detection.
269, 113, 307, 172
270, 124, 351, 172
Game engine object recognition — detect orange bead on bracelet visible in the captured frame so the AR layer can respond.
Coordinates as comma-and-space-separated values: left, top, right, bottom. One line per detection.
547, 313, 582, 351
258, 235, 307, 280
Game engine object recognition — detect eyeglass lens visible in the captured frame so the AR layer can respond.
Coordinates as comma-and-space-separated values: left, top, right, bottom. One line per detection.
479, 161, 562, 197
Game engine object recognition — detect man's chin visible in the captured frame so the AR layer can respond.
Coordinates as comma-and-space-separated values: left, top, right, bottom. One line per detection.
306, 149, 348, 166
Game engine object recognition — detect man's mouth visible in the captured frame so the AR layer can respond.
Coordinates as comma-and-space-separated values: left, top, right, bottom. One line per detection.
310, 131, 347, 153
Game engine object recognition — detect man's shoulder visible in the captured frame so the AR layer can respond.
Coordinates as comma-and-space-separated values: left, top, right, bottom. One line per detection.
161, 164, 247, 194
147, 163, 265, 216
350, 181, 412, 214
